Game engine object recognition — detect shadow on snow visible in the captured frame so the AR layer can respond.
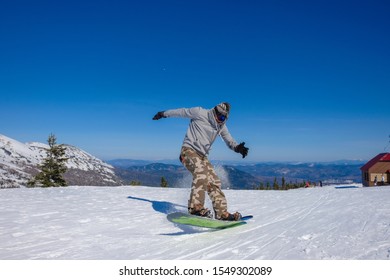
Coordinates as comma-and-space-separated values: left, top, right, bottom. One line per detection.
127, 196, 212, 236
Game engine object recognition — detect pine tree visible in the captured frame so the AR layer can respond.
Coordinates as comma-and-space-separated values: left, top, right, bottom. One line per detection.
273, 177, 279, 190
258, 182, 264, 190
130, 180, 141, 186
160, 176, 168, 188
27, 134, 68, 187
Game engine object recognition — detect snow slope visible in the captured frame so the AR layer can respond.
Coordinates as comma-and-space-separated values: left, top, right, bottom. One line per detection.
0, 184, 389, 260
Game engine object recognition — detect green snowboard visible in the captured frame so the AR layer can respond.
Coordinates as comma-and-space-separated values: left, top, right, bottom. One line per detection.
167, 212, 247, 230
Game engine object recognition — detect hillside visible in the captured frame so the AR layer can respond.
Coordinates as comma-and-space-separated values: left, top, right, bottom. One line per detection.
0, 134, 122, 187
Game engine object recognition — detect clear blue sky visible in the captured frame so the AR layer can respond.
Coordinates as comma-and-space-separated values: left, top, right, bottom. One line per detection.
1, 0, 389, 162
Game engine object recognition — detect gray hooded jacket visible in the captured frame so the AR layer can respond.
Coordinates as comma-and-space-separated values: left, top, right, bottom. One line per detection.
163, 107, 238, 156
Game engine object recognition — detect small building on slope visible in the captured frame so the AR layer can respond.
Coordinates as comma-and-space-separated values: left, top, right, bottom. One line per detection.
360, 153, 390, 186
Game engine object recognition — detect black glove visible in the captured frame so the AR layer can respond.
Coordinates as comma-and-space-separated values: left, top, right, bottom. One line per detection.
152, 111, 166, 120
234, 142, 249, 158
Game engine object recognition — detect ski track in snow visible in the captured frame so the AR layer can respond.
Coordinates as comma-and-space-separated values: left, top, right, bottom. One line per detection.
0, 185, 390, 260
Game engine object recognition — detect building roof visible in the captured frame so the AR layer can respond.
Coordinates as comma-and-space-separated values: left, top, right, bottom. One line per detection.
360, 153, 390, 171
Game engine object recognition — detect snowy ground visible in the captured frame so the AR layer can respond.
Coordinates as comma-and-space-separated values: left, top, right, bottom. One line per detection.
0, 184, 389, 260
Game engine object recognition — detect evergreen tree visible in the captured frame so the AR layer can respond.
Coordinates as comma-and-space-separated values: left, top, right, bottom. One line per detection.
258, 182, 264, 190
160, 176, 168, 188
130, 180, 141, 186
28, 134, 68, 187
273, 177, 279, 190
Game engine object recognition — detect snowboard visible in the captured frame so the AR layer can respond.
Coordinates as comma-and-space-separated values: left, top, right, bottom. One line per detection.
167, 212, 253, 230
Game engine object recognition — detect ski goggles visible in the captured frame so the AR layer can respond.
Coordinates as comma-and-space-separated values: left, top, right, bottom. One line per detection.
215, 110, 227, 122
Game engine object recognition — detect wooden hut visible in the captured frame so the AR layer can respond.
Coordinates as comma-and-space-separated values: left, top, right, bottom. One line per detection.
360, 153, 390, 186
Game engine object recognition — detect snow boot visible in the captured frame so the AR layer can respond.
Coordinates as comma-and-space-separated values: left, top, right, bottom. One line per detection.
219, 211, 242, 221
188, 207, 212, 218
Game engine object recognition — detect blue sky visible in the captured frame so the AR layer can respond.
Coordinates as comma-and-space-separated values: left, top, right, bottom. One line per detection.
1, 0, 389, 162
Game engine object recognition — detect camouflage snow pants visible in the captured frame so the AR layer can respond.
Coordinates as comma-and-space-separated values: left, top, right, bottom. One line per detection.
180, 146, 227, 219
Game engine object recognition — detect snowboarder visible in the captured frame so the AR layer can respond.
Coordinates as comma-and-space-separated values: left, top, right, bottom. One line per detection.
153, 102, 249, 221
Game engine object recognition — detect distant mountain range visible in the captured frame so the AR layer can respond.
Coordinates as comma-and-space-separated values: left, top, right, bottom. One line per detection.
232, 162, 363, 185
1, 134, 364, 189
108, 159, 364, 189
113, 162, 260, 189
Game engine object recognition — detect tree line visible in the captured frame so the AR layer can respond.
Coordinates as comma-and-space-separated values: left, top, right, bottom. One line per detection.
255, 177, 311, 190
129, 176, 312, 190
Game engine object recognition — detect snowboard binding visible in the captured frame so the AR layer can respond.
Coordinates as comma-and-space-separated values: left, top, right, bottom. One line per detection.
188, 207, 213, 219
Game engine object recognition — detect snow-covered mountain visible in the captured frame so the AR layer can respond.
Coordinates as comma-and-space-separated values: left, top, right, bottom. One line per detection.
0, 134, 122, 187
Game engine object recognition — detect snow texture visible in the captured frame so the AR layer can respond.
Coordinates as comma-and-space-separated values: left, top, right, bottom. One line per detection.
1, 184, 389, 260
